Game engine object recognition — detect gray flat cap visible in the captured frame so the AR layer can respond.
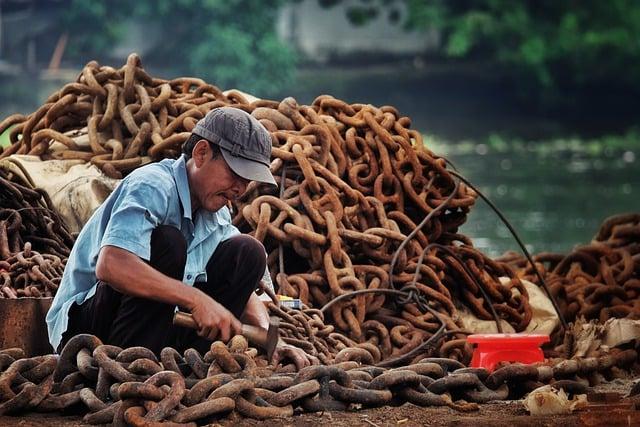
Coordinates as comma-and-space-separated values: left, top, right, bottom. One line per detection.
192, 107, 276, 185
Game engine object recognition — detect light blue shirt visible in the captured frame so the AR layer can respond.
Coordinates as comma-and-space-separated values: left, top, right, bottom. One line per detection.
46, 155, 240, 351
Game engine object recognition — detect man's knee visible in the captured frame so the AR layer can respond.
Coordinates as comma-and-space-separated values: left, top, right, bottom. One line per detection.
151, 225, 186, 253
200, 234, 267, 316
222, 235, 266, 272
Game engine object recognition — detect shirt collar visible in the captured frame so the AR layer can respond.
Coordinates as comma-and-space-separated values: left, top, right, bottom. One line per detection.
172, 155, 192, 221
198, 207, 230, 229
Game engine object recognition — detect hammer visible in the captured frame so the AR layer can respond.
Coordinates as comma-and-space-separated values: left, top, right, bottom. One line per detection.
173, 311, 280, 360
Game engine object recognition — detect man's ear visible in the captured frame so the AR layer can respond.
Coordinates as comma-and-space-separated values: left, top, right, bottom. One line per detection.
192, 139, 210, 167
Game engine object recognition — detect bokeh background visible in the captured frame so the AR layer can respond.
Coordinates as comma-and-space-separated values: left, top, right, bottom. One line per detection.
1, 0, 638, 256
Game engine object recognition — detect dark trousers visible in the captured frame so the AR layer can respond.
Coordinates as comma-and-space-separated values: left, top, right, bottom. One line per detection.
60, 226, 266, 355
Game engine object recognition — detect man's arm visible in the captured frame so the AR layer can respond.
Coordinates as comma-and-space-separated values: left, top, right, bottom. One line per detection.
96, 245, 241, 341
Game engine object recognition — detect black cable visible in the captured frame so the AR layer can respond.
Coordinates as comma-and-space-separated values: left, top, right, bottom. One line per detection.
431, 243, 504, 333
447, 167, 568, 331
385, 172, 503, 332
319, 288, 446, 367
401, 240, 503, 332
278, 165, 287, 277
388, 179, 460, 289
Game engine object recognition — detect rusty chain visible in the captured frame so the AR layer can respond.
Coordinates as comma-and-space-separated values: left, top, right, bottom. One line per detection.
0, 163, 73, 298
1, 55, 637, 367
0, 54, 536, 363
500, 213, 640, 325
0, 242, 64, 299
0, 334, 637, 422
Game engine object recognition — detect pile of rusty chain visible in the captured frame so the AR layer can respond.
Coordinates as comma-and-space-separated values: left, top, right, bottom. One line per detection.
0, 54, 534, 362
232, 94, 534, 362
0, 164, 73, 298
0, 242, 64, 298
0, 53, 244, 179
0, 164, 74, 259
499, 213, 640, 324
270, 300, 457, 367
268, 301, 401, 366
231, 97, 531, 362
0, 334, 637, 422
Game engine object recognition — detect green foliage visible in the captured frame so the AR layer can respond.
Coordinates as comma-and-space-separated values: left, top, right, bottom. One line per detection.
337, 0, 640, 102
0, 126, 13, 148
62, 1, 127, 57
59, 0, 640, 102
346, 6, 379, 26
60, 0, 296, 97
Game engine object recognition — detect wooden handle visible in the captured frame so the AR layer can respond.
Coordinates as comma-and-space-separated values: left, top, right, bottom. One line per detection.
174, 311, 201, 330
241, 324, 266, 346
173, 311, 268, 346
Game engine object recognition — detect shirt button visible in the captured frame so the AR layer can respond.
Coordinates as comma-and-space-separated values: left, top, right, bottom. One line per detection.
187, 274, 192, 280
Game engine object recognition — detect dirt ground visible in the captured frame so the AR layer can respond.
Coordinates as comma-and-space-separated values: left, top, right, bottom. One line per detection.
0, 402, 582, 427
1, 378, 637, 426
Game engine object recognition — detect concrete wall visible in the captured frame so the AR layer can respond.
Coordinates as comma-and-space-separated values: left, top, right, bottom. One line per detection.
277, 0, 438, 62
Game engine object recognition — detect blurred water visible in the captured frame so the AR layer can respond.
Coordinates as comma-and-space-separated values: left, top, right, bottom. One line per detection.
433, 143, 640, 257
0, 77, 63, 119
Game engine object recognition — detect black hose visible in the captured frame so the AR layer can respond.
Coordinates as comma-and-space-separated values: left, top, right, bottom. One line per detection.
447, 167, 568, 331
319, 288, 447, 367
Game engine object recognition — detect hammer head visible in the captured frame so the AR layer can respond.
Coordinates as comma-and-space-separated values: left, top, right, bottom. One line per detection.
241, 318, 281, 360
264, 318, 280, 360
174, 310, 281, 360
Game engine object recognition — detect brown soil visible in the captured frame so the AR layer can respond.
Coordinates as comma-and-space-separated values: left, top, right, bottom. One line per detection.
1, 379, 636, 426
0, 402, 577, 427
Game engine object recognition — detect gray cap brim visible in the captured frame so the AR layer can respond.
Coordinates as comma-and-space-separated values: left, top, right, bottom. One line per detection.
221, 148, 277, 186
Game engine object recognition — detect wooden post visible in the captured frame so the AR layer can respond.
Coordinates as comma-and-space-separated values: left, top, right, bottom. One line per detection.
48, 32, 68, 71
0, 1, 3, 58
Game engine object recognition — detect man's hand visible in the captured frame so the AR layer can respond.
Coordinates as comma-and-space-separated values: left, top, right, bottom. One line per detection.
188, 289, 242, 342
272, 339, 318, 370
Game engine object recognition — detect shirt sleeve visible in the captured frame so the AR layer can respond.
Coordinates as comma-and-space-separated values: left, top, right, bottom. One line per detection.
100, 178, 169, 261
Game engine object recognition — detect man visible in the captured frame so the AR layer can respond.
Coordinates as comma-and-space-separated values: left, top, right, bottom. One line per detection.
46, 107, 310, 367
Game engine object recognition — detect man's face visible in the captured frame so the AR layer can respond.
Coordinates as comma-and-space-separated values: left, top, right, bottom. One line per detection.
190, 141, 249, 212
